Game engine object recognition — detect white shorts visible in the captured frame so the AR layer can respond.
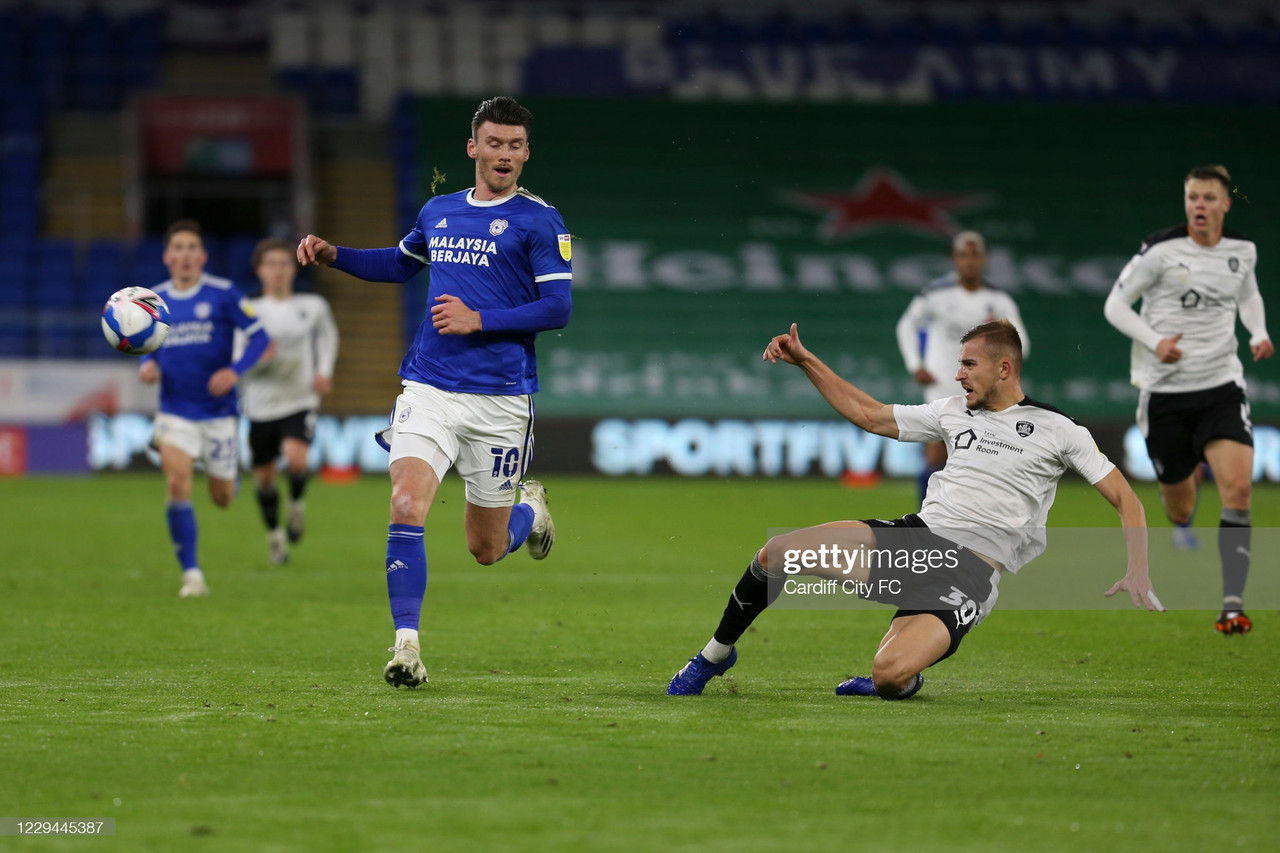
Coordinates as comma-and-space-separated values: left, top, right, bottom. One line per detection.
379, 381, 534, 508
153, 413, 241, 481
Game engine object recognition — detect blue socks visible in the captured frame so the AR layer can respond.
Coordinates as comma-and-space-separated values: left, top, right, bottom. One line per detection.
166, 500, 198, 571
386, 524, 427, 630
385, 507, 533, 630
506, 503, 535, 555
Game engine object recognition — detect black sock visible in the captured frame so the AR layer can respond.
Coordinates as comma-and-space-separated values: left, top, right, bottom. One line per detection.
256, 485, 280, 529
288, 471, 309, 502
712, 558, 782, 646
1219, 509, 1251, 607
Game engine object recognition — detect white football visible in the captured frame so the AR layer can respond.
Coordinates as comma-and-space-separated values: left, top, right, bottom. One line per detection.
102, 286, 171, 356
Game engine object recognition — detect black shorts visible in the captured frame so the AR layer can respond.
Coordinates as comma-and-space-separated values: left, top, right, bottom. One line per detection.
860, 514, 995, 663
248, 410, 316, 467
1141, 382, 1253, 484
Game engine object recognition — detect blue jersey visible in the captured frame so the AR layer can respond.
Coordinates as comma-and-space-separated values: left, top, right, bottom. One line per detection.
147, 274, 265, 419
398, 188, 573, 395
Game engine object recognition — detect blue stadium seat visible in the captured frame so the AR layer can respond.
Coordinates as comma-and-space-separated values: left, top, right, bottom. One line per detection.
0, 258, 32, 310
0, 323, 27, 358
201, 234, 227, 278
71, 6, 117, 110
115, 10, 160, 91
34, 316, 80, 360
226, 235, 258, 285
86, 240, 125, 295
35, 240, 78, 308
320, 68, 360, 114
132, 237, 167, 288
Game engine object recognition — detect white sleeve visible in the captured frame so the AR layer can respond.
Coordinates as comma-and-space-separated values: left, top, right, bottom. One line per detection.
1104, 253, 1164, 352
312, 297, 340, 378
1061, 421, 1115, 485
892, 400, 947, 443
895, 296, 929, 373
1237, 267, 1270, 346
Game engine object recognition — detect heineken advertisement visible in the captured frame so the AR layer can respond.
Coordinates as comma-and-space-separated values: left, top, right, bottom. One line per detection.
412, 99, 1280, 420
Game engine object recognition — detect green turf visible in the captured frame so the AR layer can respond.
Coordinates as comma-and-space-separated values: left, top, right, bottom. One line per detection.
0, 474, 1276, 852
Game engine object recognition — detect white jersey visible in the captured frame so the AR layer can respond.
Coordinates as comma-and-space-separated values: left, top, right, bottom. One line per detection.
893, 396, 1114, 575
1109, 226, 1263, 393
895, 276, 1030, 401
241, 293, 339, 421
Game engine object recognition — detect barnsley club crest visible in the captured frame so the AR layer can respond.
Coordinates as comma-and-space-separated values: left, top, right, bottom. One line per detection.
1015, 421, 1035, 438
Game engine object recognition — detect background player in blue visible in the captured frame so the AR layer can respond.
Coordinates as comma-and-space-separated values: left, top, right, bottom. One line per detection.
297, 96, 570, 688
138, 220, 271, 598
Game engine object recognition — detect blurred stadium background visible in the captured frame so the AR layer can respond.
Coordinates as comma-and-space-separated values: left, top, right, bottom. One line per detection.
1, 0, 1278, 482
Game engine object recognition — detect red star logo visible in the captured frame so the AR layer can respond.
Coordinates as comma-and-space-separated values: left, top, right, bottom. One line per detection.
784, 168, 987, 240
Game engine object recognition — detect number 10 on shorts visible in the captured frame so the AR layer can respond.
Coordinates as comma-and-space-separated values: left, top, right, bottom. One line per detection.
489, 446, 520, 478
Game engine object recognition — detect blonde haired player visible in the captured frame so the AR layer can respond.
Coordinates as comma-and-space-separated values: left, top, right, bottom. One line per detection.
1105, 164, 1272, 635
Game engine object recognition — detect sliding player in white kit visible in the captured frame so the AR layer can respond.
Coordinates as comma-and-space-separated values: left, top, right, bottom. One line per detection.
1104, 164, 1272, 635
896, 231, 1029, 505
667, 320, 1162, 700
242, 238, 339, 565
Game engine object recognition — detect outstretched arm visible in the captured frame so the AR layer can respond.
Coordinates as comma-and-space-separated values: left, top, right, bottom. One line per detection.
1095, 467, 1163, 611
763, 323, 899, 439
297, 236, 425, 283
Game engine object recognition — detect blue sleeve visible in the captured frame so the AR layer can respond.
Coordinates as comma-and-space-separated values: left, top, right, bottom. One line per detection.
478, 280, 572, 333
527, 205, 573, 286
233, 325, 271, 375
331, 246, 426, 283
229, 288, 271, 375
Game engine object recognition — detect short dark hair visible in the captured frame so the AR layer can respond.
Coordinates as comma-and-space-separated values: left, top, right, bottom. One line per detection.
164, 219, 203, 247
961, 319, 1023, 373
251, 237, 293, 270
471, 96, 534, 138
1185, 164, 1231, 193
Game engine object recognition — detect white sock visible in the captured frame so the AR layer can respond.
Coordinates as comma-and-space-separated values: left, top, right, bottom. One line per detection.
395, 628, 419, 650
700, 638, 733, 663
182, 568, 204, 581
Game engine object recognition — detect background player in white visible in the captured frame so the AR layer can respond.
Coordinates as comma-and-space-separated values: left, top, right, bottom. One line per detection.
668, 320, 1160, 699
242, 238, 339, 565
1104, 164, 1272, 635
296, 96, 569, 688
138, 220, 271, 597
896, 231, 1029, 504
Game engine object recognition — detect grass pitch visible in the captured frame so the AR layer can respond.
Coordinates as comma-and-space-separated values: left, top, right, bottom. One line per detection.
0, 474, 1276, 852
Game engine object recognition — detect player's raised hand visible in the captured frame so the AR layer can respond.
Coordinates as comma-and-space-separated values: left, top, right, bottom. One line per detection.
912, 367, 936, 385
1155, 332, 1183, 363
1251, 338, 1274, 362
297, 235, 336, 267
1104, 573, 1165, 611
138, 360, 159, 384
432, 294, 482, 335
763, 323, 810, 365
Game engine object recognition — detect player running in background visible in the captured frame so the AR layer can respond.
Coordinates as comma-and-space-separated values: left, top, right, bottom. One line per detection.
896, 231, 1029, 506
297, 96, 570, 688
139, 220, 272, 598
242, 238, 339, 565
667, 320, 1160, 700
1104, 164, 1272, 635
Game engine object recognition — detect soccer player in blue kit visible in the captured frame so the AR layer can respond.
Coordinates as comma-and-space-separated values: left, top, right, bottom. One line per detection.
138, 220, 272, 597
298, 96, 571, 688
